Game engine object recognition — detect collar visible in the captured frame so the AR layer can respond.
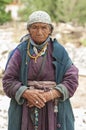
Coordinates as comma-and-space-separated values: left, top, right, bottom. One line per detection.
30, 36, 50, 50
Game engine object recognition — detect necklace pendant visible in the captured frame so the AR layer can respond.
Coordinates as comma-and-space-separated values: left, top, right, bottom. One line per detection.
27, 41, 48, 63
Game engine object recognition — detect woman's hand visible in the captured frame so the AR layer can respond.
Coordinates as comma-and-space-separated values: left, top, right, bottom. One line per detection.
22, 89, 46, 109
42, 89, 62, 102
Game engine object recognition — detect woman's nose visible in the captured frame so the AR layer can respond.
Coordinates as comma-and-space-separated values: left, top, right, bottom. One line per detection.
37, 28, 42, 34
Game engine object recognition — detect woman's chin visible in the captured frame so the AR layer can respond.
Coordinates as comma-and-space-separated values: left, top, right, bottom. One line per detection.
34, 40, 46, 44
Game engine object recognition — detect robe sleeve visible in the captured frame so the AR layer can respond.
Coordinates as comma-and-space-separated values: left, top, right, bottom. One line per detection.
2, 49, 27, 105
55, 64, 79, 101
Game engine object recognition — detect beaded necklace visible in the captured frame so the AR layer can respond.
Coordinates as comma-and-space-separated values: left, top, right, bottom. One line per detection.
27, 40, 48, 63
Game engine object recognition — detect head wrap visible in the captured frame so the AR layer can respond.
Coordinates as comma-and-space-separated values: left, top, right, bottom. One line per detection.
27, 10, 53, 28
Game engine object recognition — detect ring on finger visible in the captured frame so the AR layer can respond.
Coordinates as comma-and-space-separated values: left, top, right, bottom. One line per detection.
35, 101, 39, 104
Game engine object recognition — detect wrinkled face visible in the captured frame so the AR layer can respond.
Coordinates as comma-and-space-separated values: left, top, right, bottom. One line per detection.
28, 23, 51, 44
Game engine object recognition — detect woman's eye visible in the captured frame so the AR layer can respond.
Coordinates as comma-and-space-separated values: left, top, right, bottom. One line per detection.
42, 27, 47, 29
31, 25, 48, 30
32, 26, 37, 29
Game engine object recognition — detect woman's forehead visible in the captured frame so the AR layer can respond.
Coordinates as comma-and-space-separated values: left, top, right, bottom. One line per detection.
31, 22, 49, 26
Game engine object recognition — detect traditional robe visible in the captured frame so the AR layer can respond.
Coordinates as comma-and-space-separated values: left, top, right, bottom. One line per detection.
3, 38, 78, 130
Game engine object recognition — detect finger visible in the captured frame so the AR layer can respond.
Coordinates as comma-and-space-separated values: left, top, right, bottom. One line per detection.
26, 103, 34, 107
38, 94, 46, 102
35, 90, 46, 102
35, 100, 45, 109
34, 96, 46, 108
29, 104, 34, 107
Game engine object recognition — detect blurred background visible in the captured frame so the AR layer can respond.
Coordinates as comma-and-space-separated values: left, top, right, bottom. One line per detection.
0, 0, 86, 130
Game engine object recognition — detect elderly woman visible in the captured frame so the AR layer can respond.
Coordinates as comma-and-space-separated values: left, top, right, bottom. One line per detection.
3, 11, 78, 130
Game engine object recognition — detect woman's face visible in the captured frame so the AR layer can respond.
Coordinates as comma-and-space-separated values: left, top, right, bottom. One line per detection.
28, 23, 51, 44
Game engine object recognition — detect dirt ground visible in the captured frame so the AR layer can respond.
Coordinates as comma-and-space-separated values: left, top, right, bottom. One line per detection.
0, 76, 86, 109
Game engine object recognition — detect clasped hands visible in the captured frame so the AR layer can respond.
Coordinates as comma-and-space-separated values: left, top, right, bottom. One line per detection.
22, 81, 61, 109
22, 89, 48, 109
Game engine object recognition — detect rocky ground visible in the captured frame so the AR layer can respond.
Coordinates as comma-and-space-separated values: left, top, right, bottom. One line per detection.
0, 22, 86, 130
